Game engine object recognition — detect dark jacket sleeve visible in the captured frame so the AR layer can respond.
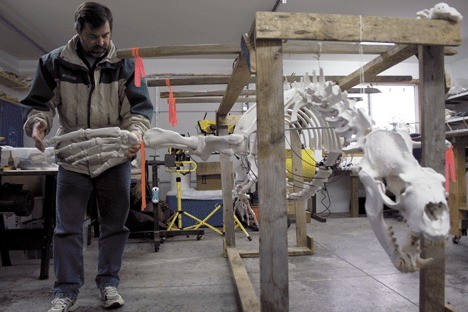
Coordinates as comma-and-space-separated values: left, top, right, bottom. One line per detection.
119, 58, 153, 133
20, 55, 58, 136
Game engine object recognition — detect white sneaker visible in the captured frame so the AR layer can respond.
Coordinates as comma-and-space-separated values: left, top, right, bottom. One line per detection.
99, 286, 125, 309
48, 297, 79, 312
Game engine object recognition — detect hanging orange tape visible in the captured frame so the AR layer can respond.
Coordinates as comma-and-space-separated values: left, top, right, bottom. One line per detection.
140, 141, 146, 211
165, 78, 178, 127
445, 145, 456, 193
131, 47, 146, 88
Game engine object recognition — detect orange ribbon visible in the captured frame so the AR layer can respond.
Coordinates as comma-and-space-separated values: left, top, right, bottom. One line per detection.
132, 47, 146, 87
165, 78, 178, 127
140, 141, 146, 211
445, 146, 456, 192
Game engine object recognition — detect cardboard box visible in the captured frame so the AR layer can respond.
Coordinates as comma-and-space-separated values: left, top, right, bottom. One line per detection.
196, 161, 232, 190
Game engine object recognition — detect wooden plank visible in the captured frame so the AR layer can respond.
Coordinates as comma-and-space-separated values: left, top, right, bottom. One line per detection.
147, 76, 246, 87
447, 138, 466, 237
116, 41, 457, 60
256, 38, 288, 312
238, 246, 313, 258
171, 97, 256, 104
226, 247, 260, 312
337, 44, 417, 90
255, 12, 461, 46
290, 130, 308, 247
218, 114, 236, 249
148, 75, 411, 87
350, 173, 360, 217
218, 54, 252, 115
0, 68, 30, 89
282, 41, 458, 56
117, 43, 240, 58
160, 90, 256, 98
418, 45, 446, 312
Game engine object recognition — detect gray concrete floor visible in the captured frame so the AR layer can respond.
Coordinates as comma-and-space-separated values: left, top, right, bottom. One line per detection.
0, 216, 467, 311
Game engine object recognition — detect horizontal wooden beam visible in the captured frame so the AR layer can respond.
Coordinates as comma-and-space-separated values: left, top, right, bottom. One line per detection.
117, 43, 240, 58
255, 12, 461, 46
171, 97, 256, 104
160, 90, 256, 98
337, 44, 418, 90
283, 41, 458, 56
147, 76, 254, 87
148, 75, 411, 87
0, 68, 30, 89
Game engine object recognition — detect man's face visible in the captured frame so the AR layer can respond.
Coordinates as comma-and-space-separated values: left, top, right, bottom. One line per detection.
77, 21, 111, 58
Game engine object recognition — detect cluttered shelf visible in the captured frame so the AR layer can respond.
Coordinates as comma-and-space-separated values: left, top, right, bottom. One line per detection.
446, 90, 468, 105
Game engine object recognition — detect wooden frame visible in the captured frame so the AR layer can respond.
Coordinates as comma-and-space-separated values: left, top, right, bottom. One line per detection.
221, 12, 459, 312
116, 10, 460, 312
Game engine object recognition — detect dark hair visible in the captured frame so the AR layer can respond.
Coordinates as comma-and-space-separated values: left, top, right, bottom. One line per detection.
74, 2, 113, 33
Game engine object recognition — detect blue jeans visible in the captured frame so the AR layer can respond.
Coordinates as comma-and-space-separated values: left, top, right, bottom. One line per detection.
53, 161, 131, 298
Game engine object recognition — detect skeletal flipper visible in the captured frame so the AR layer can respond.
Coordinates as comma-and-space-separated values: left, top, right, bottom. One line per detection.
45, 127, 139, 178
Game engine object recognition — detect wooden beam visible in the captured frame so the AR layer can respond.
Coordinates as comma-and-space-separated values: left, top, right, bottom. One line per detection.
172, 97, 256, 104
238, 246, 314, 258
226, 247, 260, 312
160, 90, 255, 98
148, 75, 411, 87
419, 45, 446, 312
0, 68, 30, 89
218, 54, 252, 115
337, 44, 417, 90
116, 42, 457, 59
282, 41, 458, 56
256, 38, 288, 311
255, 12, 461, 46
148, 76, 239, 87
116, 43, 240, 58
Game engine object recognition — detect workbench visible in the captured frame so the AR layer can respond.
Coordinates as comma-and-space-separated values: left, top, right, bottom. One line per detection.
0, 168, 57, 279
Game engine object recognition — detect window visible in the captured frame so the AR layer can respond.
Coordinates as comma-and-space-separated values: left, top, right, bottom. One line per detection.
352, 84, 419, 133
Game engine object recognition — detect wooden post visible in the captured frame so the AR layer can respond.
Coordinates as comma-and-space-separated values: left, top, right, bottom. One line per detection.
290, 130, 307, 247
217, 114, 235, 250
418, 45, 446, 312
256, 38, 288, 311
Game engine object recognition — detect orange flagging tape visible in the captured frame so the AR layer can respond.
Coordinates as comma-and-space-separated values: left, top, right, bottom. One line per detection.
445, 145, 456, 193
132, 47, 146, 88
140, 141, 146, 211
165, 78, 178, 127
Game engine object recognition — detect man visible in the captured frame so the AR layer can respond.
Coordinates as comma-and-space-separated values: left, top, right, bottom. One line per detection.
21, 2, 153, 311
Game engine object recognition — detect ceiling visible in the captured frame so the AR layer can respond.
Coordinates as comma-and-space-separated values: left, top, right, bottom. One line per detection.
0, 0, 467, 67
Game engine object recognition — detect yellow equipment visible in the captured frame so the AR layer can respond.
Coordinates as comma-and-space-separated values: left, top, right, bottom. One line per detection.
285, 148, 316, 181
166, 160, 252, 240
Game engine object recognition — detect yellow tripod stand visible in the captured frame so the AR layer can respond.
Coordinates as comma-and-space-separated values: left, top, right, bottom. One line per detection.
184, 203, 253, 240
163, 161, 205, 241
166, 161, 252, 240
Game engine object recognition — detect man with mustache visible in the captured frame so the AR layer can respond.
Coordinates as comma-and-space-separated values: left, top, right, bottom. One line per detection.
21, 2, 153, 311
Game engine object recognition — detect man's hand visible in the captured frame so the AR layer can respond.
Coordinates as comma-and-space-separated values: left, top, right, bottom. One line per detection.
128, 130, 142, 157
32, 120, 47, 152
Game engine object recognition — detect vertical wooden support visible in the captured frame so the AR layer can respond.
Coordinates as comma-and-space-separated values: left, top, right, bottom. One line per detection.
448, 137, 467, 238
350, 173, 360, 217
256, 39, 288, 311
290, 130, 307, 247
218, 115, 235, 250
418, 45, 446, 312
